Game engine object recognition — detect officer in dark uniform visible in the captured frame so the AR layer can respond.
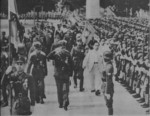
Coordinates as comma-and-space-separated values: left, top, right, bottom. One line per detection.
0, 48, 9, 81
1, 31, 8, 48
71, 34, 85, 91
1, 56, 35, 115
47, 43, 73, 111
18, 23, 25, 42
27, 42, 47, 104
88, 37, 95, 50
102, 51, 114, 115
50, 23, 55, 43
16, 43, 28, 62
0, 48, 9, 107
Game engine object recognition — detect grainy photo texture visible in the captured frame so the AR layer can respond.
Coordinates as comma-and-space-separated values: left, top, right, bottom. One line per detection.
0, 0, 150, 116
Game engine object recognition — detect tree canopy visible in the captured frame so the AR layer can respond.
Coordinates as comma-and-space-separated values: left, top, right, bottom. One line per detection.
0, 0, 149, 14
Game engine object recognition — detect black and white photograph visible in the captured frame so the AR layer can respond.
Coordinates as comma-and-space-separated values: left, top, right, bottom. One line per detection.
0, 0, 150, 115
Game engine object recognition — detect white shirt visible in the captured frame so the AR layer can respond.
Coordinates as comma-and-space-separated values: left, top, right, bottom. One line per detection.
92, 50, 99, 62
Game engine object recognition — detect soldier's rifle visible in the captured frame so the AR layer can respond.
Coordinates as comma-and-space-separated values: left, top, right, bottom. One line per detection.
8, 18, 13, 115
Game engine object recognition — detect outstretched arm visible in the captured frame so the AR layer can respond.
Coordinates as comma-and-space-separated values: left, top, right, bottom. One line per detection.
47, 50, 56, 60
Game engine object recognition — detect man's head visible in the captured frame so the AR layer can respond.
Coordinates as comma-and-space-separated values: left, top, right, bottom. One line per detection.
76, 33, 82, 46
100, 39, 105, 46
103, 51, 113, 62
55, 32, 61, 40
76, 37, 83, 46
57, 24, 61, 29
18, 43, 26, 55
34, 41, 41, 53
93, 41, 99, 51
57, 40, 67, 48
2, 31, 6, 37
15, 56, 26, 73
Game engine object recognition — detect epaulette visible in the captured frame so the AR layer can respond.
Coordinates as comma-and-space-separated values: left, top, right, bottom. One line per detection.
40, 51, 46, 56
29, 51, 36, 59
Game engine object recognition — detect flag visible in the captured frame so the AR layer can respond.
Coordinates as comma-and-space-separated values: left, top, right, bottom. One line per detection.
68, 14, 76, 24
86, 22, 96, 34
86, 0, 100, 19
8, 0, 20, 49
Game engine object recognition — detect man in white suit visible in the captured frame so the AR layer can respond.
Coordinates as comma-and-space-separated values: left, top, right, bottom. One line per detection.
83, 40, 103, 96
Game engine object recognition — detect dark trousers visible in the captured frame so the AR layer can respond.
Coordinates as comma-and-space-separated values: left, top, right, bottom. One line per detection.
73, 70, 84, 90
55, 78, 69, 107
33, 75, 44, 101
1, 74, 9, 102
104, 93, 114, 115
115, 67, 120, 81
19, 33, 24, 42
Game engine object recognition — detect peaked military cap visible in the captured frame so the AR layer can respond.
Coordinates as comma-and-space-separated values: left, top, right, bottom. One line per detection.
103, 51, 113, 60
34, 41, 41, 49
16, 56, 26, 63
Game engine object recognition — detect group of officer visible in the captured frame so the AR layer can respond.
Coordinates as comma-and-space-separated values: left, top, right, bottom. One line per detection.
0, 12, 7, 19
0, 21, 53, 114
19, 11, 62, 20
0, 14, 149, 115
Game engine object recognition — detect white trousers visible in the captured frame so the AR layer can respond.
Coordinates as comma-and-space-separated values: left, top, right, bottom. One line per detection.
88, 64, 102, 91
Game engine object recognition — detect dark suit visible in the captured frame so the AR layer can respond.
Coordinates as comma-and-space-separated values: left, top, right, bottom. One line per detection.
71, 46, 85, 90
47, 47, 73, 108
1, 71, 35, 115
27, 51, 47, 102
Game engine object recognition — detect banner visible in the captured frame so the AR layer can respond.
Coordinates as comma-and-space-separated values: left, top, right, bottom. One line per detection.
8, 0, 20, 49
86, 0, 100, 19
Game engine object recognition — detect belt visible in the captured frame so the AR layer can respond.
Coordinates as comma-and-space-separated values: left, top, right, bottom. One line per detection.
94, 62, 98, 64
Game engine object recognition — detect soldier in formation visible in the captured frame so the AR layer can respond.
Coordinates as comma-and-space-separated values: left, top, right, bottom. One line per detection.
102, 51, 114, 115
71, 33, 85, 92
27, 42, 47, 104
1, 56, 35, 115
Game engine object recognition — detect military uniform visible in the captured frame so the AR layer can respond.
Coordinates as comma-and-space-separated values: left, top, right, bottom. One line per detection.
16, 43, 28, 62
0, 51, 9, 107
63, 32, 76, 52
47, 46, 73, 110
23, 36, 32, 54
0, 50, 9, 81
1, 57, 35, 115
1, 32, 9, 48
18, 23, 25, 42
27, 43, 47, 104
102, 51, 114, 115
114, 49, 121, 81
71, 37, 85, 91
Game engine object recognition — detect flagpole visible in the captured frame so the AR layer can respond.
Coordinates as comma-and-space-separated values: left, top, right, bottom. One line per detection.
9, 12, 13, 116
8, 0, 16, 114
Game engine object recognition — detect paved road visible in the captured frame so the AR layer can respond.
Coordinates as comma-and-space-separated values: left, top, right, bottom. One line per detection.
1, 61, 148, 116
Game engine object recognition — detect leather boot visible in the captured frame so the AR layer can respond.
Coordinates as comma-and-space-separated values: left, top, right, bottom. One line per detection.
108, 108, 113, 115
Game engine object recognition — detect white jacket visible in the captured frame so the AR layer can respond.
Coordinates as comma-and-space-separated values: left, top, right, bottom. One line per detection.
83, 49, 104, 73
